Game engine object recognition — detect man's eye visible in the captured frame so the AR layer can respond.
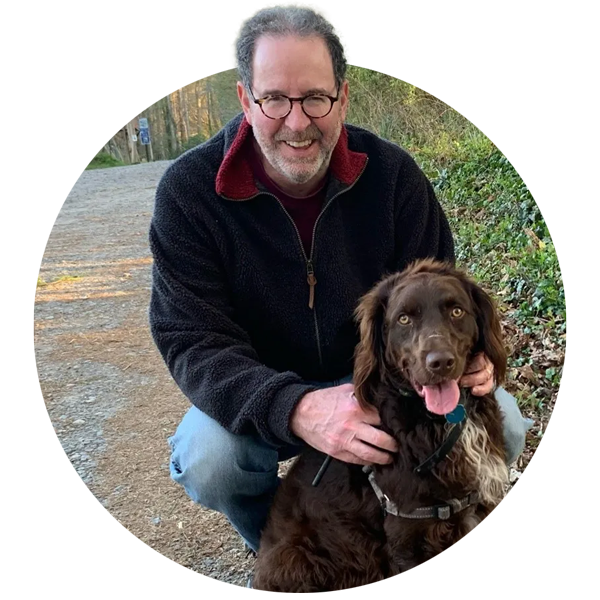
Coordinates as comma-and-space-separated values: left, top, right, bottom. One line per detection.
398, 314, 411, 325
304, 95, 328, 106
264, 96, 287, 105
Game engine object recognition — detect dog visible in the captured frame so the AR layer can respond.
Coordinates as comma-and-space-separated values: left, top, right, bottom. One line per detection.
253, 259, 509, 591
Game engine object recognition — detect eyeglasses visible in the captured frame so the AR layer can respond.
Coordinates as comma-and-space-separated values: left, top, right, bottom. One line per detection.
250, 89, 339, 120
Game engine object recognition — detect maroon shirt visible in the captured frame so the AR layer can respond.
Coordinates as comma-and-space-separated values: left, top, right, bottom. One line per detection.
248, 145, 325, 258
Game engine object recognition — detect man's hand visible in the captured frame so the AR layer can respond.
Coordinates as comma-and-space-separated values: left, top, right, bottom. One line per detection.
290, 383, 398, 465
460, 352, 495, 396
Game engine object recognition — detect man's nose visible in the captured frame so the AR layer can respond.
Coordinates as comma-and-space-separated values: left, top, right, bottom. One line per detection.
283, 101, 312, 131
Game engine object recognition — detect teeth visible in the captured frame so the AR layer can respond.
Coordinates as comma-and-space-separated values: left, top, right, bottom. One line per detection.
285, 140, 312, 148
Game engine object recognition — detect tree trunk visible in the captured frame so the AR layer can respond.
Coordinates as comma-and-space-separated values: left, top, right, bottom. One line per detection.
207, 81, 215, 138
163, 94, 179, 158
125, 120, 140, 164
179, 88, 190, 145
148, 103, 166, 160
194, 81, 203, 138
104, 139, 123, 163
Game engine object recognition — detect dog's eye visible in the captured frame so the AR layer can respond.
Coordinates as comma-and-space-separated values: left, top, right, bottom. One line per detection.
398, 314, 411, 325
451, 307, 464, 318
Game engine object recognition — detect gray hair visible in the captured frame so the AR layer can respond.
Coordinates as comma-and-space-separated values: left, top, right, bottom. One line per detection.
235, 5, 347, 93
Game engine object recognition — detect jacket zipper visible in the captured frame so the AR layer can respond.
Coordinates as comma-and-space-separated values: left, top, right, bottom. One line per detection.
267, 194, 324, 367
271, 159, 369, 369
221, 158, 369, 371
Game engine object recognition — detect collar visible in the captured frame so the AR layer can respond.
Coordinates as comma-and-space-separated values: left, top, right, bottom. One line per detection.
215, 117, 368, 200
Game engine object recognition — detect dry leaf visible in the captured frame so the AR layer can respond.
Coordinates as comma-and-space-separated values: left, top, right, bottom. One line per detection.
520, 364, 538, 383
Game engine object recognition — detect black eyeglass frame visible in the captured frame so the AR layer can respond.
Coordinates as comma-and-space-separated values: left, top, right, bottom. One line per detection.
249, 89, 340, 120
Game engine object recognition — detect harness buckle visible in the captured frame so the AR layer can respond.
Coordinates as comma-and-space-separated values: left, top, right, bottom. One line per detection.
436, 505, 452, 520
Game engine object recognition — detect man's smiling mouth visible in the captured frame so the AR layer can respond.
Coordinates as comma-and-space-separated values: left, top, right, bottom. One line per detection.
284, 140, 313, 148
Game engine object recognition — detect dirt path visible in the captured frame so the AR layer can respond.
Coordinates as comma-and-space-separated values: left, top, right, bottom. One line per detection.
34, 162, 254, 586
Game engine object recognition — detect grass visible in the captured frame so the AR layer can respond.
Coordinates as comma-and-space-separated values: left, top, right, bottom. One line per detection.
86, 152, 125, 170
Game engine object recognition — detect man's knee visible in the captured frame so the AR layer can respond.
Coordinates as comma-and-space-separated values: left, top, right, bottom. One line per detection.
169, 433, 232, 507
168, 406, 279, 509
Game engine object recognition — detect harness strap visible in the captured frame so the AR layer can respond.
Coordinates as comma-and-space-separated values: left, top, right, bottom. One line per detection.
363, 466, 479, 520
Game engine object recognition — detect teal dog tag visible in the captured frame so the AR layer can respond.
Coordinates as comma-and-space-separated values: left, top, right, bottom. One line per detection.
445, 404, 466, 424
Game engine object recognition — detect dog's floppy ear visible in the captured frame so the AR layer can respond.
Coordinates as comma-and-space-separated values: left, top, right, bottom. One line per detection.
353, 274, 401, 409
467, 280, 507, 385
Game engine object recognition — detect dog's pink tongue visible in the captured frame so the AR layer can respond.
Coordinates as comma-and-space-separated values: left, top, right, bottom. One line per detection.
423, 380, 460, 415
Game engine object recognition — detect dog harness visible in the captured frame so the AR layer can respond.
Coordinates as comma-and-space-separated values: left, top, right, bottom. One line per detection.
363, 390, 480, 520
312, 391, 480, 519
363, 466, 479, 520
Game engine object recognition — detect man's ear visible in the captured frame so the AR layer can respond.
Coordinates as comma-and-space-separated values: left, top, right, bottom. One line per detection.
339, 80, 349, 121
237, 82, 253, 125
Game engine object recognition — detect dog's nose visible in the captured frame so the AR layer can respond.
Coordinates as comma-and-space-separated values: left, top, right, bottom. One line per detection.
426, 351, 455, 375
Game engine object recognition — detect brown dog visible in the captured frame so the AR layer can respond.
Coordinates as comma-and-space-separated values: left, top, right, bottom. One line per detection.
253, 259, 508, 591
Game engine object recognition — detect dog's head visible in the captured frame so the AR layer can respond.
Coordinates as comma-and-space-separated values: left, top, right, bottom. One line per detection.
353, 259, 506, 416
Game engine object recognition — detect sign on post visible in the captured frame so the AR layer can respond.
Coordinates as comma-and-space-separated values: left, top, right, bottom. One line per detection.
138, 117, 151, 145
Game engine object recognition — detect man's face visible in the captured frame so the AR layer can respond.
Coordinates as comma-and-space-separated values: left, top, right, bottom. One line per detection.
238, 35, 349, 191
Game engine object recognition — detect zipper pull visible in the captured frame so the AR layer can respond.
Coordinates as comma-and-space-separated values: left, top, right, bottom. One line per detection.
307, 261, 317, 309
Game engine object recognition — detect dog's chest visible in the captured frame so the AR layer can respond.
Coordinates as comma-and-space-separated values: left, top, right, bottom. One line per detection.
382, 405, 507, 509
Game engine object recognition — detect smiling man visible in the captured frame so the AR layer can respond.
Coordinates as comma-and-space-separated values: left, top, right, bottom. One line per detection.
239, 34, 348, 195
149, 6, 531, 555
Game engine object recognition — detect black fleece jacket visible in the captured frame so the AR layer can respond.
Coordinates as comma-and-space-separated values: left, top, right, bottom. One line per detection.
149, 114, 454, 447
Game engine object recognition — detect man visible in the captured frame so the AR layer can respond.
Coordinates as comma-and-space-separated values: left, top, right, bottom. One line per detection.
149, 6, 531, 553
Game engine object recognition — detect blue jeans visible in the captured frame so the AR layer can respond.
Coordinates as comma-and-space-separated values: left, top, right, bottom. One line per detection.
168, 381, 532, 552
